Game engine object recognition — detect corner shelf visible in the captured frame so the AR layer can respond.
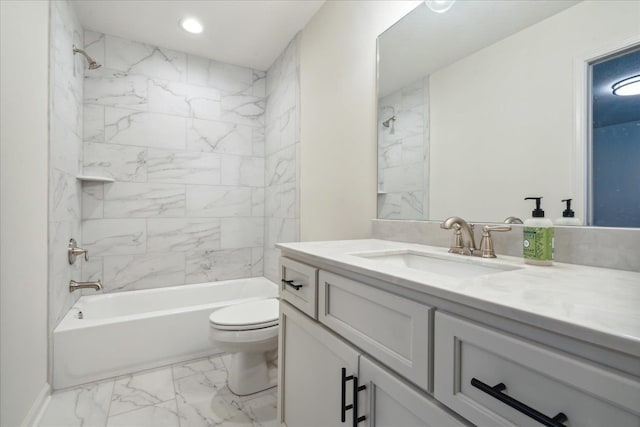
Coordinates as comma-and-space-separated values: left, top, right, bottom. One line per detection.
76, 175, 115, 183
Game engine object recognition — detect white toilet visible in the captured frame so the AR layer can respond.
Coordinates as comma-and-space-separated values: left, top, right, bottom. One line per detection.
209, 298, 279, 396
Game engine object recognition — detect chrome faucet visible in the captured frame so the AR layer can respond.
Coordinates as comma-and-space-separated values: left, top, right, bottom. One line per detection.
440, 217, 478, 255
441, 217, 512, 258
69, 280, 102, 292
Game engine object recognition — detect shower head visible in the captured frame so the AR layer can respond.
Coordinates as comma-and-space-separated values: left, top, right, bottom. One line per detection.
73, 46, 102, 70
382, 116, 396, 128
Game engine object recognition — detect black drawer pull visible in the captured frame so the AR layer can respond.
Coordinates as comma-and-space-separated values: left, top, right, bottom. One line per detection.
341, 368, 366, 425
282, 279, 303, 290
471, 378, 568, 427
352, 375, 367, 426
341, 368, 353, 422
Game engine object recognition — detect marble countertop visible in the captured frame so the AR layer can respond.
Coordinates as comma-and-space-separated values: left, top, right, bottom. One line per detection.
277, 239, 640, 357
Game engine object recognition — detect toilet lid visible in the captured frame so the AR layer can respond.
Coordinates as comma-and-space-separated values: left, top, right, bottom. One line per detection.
209, 298, 279, 331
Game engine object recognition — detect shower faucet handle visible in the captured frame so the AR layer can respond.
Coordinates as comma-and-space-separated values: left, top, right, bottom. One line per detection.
68, 238, 89, 264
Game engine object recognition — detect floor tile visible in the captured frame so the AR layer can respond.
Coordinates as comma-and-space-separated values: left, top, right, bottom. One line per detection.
110, 367, 175, 416
173, 354, 226, 380
243, 390, 278, 427
177, 386, 254, 427
38, 380, 114, 427
174, 368, 229, 405
38, 354, 278, 427
107, 399, 179, 427
175, 368, 249, 427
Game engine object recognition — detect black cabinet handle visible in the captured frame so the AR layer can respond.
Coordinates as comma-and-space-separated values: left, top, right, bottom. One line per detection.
352, 375, 367, 426
341, 368, 354, 422
471, 378, 568, 427
341, 368, 367, 425
282, 279, 303, 290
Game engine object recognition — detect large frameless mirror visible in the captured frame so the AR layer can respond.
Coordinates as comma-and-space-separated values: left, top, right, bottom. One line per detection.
377, 0, 640, 227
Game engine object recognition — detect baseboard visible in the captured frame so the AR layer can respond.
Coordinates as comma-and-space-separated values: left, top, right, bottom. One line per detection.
21, 383, 50, 427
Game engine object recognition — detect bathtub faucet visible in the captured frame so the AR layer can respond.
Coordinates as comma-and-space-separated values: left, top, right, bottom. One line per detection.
69, 280, 102, 292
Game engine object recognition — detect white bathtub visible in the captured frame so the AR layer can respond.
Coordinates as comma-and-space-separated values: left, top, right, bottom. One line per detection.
53, 277, 278, 389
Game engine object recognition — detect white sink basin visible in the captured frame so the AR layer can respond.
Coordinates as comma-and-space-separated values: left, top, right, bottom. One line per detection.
351, 249, 521, 278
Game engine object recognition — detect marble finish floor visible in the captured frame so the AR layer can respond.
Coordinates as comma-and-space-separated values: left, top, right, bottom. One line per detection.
37, 354, 277, 427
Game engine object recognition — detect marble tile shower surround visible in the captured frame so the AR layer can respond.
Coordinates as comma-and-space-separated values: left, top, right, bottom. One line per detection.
81, 31, 268, 293
263, 35, 301, 283
377, 77, 429, 221
49, 0, 84, 330
372, 219, 640, 272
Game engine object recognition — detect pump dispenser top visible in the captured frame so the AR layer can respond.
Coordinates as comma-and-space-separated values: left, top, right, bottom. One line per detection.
524, 197, 545, 217
555, 198, 581, 226
561, 199, 574, 217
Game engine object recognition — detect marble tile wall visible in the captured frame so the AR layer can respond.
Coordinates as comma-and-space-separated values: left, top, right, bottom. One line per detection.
263, 35, 301, 283
49, 0, 84, 330
81, 32, 266, 292
377, 77, 429, 220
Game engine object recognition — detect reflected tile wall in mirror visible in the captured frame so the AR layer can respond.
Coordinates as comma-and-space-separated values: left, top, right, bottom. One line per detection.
377, 77, 429, 220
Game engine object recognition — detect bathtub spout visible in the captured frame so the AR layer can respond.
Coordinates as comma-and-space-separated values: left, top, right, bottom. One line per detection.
69, 280, 102, 292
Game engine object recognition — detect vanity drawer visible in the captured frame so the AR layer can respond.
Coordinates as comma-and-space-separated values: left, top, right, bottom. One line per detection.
318, 270, 433, 392
434, 312, 640, 427
280, 257, 318, 318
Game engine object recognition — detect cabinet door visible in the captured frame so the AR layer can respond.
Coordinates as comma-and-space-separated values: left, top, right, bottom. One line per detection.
358, 356, 467, 427
318, 270, 433, 392
278, 301, 360, 427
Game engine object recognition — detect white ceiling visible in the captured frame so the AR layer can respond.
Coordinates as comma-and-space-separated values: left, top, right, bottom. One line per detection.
72, 0, 325, 71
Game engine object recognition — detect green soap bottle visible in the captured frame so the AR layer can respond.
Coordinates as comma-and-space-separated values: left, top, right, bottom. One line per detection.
523, 197, 554, 266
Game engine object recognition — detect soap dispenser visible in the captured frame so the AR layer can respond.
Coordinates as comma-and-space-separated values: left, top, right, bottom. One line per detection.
523, 197, 554, 266
555, 199, 581, 226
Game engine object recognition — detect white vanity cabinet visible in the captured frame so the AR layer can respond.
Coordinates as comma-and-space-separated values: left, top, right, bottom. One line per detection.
278, 301, 465, 427
277, 250, 640, 427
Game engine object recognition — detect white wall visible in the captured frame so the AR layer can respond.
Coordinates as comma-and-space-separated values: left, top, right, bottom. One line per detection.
299, 0, 420, 241
428, 0, 640, 222
0, 1, 50, 425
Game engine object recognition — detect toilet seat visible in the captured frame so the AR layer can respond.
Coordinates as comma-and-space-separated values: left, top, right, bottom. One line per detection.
209, 298, 279, 331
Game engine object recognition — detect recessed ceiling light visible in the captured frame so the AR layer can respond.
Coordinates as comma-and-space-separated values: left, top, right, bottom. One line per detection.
180, 18, 203, 34
425, 0, 456, 13
612, 75, 640, 96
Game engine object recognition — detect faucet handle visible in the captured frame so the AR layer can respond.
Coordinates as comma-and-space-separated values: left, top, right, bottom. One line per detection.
479, 225, 512, 258
484, 225, 511, 233
448, 224, 464, 254
68, 239, 89, 264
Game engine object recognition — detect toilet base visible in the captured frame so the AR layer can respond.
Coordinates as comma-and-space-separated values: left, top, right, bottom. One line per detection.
227, 351, 277, 396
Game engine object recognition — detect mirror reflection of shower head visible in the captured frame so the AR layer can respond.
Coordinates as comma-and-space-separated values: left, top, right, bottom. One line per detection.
73, 46, 101, 70
382, 116, 396, 128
